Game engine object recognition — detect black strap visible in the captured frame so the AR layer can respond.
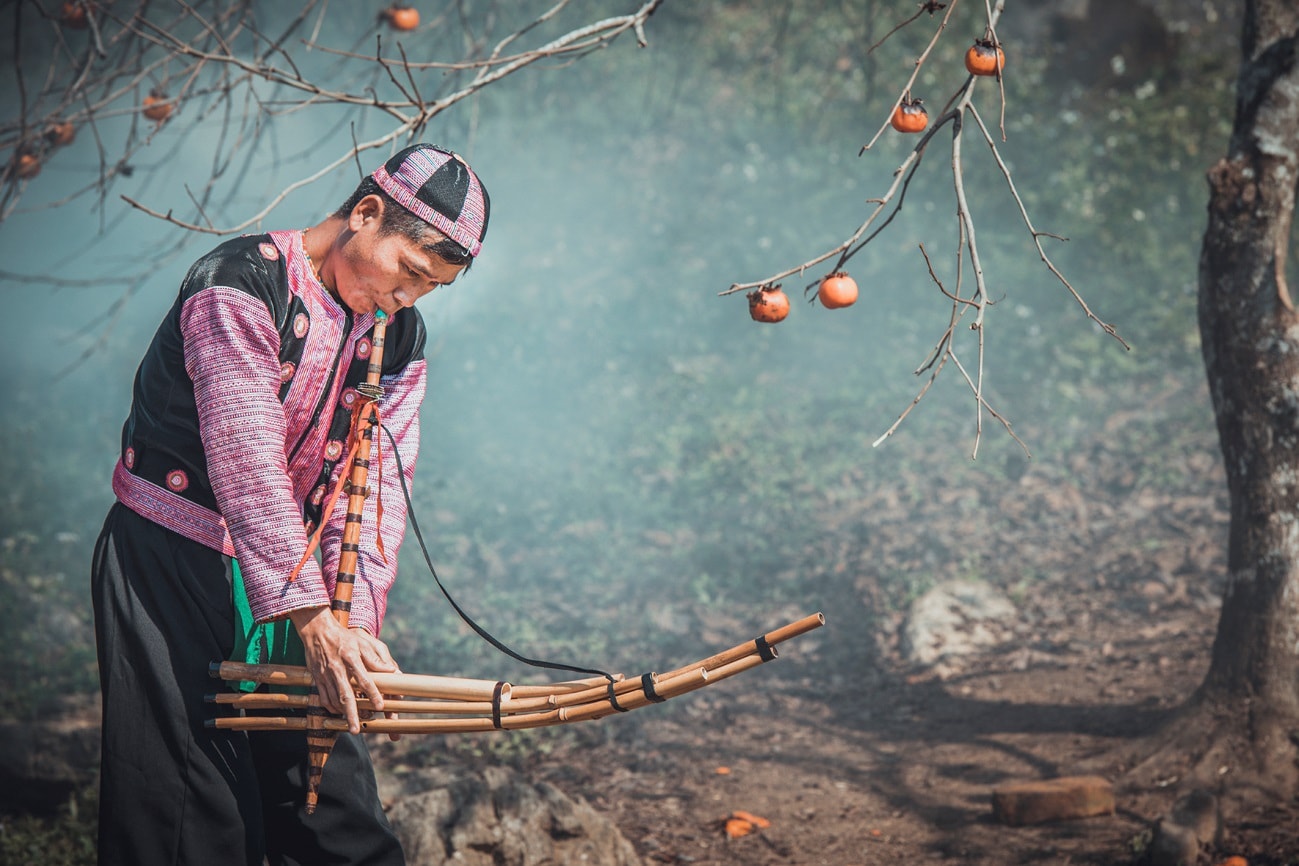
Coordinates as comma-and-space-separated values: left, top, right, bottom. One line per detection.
382, 423, 617, 684
491, 681, 505, 729
755, 635, 777, 661
641, 672, 665, 703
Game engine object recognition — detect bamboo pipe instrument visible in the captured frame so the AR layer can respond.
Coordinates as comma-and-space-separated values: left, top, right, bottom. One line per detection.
332, 308, 389, 626
305, 309, 389, 816
209, 612, 824, 735
213, 613, 820, 707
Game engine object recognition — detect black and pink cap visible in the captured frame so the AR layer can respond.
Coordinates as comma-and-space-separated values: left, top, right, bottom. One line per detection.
371, 144, 490, 258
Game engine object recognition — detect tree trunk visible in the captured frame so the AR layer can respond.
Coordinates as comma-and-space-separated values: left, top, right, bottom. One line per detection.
1196, 0, 1299, 793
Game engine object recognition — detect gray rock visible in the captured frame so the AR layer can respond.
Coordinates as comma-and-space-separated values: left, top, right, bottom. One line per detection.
387, 765, 642, 866
901, 579, 1017, 666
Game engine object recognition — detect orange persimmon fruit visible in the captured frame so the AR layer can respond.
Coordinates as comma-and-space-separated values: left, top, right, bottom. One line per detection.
15, 152, 41, 180
61, 1, 89, 29
382, 4, 420, 31
818, 272, 859, 309
1215, 858, 1248, 866
46, 121, 76, 147
142, 90, 174, 123
748, 285, 790, 323
965, 38, 1005, 76
890, 98, 928, 133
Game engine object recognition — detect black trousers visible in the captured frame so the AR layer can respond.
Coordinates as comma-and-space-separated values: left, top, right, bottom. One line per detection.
91, 503, 405, 866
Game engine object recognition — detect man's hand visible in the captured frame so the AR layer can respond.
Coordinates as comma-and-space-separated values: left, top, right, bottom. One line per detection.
352, 628, 404, 741
289, 606, 400, 735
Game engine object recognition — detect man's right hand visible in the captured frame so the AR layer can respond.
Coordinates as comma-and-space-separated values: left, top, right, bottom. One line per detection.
288, 606, 397, 734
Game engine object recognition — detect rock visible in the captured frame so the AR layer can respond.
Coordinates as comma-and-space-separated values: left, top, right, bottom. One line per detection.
990, 776, 1115, 826
386, 764, 643, 866
902, 579, 1017, 666
0, 695, 100, 814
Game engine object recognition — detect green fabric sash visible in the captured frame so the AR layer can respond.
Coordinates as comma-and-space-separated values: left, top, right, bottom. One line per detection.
230, 558, 306, 693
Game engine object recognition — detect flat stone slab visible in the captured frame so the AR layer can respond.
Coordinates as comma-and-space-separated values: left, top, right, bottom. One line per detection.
991, 775, 1116, 826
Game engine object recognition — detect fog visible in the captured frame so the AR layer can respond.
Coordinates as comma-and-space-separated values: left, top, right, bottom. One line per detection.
0, 2, 1228, 690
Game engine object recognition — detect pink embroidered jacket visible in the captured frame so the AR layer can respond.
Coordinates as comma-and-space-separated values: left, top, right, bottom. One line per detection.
112, 229, 426, 635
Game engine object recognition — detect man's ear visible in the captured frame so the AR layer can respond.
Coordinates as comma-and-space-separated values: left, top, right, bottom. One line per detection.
349, 194, 385, 231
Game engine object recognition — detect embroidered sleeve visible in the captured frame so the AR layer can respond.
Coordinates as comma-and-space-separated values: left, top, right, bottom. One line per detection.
319, 359, 426, 635
180, 286, 331, 620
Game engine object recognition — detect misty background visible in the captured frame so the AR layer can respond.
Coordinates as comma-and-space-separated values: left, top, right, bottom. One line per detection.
0, 1, 1236, 714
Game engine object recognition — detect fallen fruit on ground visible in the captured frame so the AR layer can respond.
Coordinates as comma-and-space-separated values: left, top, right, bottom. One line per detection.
723, 810, 771, 838
731, 810, 770, 828
748, 285, 790, 323
818, 272, 859, 309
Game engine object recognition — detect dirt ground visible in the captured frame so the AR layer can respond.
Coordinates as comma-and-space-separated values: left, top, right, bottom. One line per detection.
371, 393, 1299, 866
399, 580, 1299, 865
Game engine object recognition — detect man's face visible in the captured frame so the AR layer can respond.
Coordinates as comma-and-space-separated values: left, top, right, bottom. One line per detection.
332, 195, 468, 316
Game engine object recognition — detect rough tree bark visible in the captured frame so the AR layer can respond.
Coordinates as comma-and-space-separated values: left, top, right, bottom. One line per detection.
1195, 0, 1299, 796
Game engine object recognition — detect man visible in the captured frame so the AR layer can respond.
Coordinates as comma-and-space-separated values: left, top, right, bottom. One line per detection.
91, 144, 489, 865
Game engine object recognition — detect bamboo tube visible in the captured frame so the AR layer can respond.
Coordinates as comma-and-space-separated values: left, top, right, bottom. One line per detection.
657, 612, 825, 681
305, 309, 389, 816
547, 673, 657, 709
208, 691, 555, 716
508, 672, 625, 698
332, 311, 389, 626
561, 654, 769, 724
211, 707, 563, 735
558, 666, 710, 723
212, 660, 512, 703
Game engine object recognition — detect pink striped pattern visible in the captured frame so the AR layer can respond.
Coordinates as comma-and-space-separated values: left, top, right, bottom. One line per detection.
181, 285, 332, 620
117, 229, 423, 636
113, 460, 236, 556
372, 147, 487, 257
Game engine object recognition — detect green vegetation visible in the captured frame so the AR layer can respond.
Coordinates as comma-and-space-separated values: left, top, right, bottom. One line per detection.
0, 784, 97, 866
